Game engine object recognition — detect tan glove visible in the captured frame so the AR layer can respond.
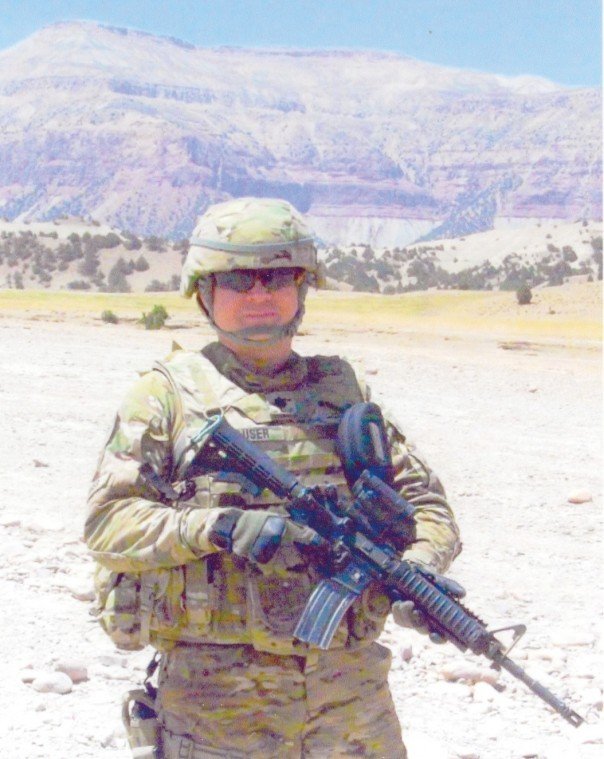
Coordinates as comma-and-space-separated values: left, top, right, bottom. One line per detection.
391, 599, 446, 643
197, 507, 319, 564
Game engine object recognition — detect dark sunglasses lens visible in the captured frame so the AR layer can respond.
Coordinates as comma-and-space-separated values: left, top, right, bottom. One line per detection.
262, 268, 302, 290
215, 268, 304, 292
214, 270, 256, 292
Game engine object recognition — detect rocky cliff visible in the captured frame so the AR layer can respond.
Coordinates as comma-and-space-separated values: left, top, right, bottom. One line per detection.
0, 22, 601, 246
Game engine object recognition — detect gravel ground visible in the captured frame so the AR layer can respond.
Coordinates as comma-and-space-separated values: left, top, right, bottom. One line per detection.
0, 314, 601, 758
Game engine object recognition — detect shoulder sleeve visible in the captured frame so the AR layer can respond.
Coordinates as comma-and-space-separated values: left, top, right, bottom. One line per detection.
84, 369, 215, 572
385, 414, 462, 573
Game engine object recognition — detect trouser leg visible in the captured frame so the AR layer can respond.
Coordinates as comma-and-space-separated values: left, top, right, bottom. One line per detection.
301, 643, 407, 758
157, 644, 305, 759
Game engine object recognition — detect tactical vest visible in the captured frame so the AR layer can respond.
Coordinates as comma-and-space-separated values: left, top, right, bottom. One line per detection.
97, 349, 391, 655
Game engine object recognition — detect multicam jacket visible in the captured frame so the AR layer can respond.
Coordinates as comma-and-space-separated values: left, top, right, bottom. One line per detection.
85, 342, 461, 654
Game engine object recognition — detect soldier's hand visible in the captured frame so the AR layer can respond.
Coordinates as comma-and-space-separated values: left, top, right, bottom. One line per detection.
391, 600, 446, 644
205, 508, 320, 564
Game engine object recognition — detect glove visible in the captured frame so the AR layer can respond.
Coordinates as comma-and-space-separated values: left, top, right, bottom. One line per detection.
391, 599, 445, 644
205, 507, 319, 564
391, 556, 466, 643
391, 561, 456, 644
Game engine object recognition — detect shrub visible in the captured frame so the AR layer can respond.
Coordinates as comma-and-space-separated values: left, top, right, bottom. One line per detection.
107, 258, 131, 292
132, 255, 150, 272
78, 248, 100, 277
140, 304, 169, 330
124, 235, 142, 251
516, 284, 533, 305
362, 247, 375, 262
58, 241, 83, 264
101, 310, 119, 324
591, 236, 603, 280
92, 270, 106, 288
173, 239, 189, 252
145, 279, 167, 292
104, 232, 122, 249
145, 235, 166, 252
67, 279, 91, 290
562, 245, 577, 263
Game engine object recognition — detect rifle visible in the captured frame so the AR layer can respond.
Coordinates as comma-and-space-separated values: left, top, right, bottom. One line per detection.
188, 403, 584, 727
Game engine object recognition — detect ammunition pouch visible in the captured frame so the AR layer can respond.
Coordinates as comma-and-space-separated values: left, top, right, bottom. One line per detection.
92, 565, 185, 651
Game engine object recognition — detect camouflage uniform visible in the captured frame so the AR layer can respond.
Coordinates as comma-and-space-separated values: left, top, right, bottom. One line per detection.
85, 198, 461, 758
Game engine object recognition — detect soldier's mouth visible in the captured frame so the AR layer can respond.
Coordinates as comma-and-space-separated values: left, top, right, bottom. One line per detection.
242, 311, 280, 321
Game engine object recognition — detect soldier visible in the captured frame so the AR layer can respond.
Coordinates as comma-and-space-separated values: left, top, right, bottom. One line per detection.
85, 197, 461, 758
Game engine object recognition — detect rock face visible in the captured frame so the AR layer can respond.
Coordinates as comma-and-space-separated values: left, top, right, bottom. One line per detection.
0, 22, 601, 245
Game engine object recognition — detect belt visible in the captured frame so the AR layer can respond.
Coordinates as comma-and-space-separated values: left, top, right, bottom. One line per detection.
161, 729, 247, 759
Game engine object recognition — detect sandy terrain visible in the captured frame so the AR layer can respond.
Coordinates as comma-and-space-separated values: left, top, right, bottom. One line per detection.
0, 291, 601, 758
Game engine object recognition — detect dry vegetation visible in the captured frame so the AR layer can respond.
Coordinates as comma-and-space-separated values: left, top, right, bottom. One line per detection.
1, 281, 600, 345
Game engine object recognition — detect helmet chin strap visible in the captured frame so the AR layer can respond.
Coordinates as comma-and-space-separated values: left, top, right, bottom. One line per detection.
196, 278, 309, 347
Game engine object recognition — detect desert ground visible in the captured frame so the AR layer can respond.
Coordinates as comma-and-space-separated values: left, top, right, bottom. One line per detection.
0, 283, 601, 758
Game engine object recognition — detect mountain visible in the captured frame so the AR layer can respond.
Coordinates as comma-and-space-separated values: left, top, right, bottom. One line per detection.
0, 22, 601, 247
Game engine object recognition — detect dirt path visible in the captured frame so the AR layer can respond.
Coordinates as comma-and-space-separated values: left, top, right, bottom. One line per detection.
0, 315, 601, 758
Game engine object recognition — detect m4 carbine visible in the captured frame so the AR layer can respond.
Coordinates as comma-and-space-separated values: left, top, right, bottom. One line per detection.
191, 403, 584, 728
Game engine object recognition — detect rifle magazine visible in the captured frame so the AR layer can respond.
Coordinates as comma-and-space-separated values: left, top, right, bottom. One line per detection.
294, 578, 360, 649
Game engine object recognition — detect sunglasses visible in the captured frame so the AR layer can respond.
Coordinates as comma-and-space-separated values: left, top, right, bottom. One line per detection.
213, 267, 305, 293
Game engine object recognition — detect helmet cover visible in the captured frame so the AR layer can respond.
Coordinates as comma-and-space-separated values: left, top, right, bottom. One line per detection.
181, 197, 319, 298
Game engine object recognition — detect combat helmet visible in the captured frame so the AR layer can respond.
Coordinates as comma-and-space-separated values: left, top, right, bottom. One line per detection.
181, 197, 323, 344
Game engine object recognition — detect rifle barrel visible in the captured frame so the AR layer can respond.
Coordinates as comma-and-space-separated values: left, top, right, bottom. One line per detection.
492, 651, 584, 727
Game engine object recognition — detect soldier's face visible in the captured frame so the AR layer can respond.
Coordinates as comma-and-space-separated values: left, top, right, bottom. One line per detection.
212, 274, 299, 339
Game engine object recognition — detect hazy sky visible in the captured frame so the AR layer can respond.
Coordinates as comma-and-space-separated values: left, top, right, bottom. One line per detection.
0, 0, 601, 87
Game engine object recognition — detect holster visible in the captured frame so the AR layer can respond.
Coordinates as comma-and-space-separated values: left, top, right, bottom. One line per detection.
122, 687, 160, 758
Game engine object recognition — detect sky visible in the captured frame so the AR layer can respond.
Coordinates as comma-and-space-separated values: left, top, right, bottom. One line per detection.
0, 0, 601, 87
